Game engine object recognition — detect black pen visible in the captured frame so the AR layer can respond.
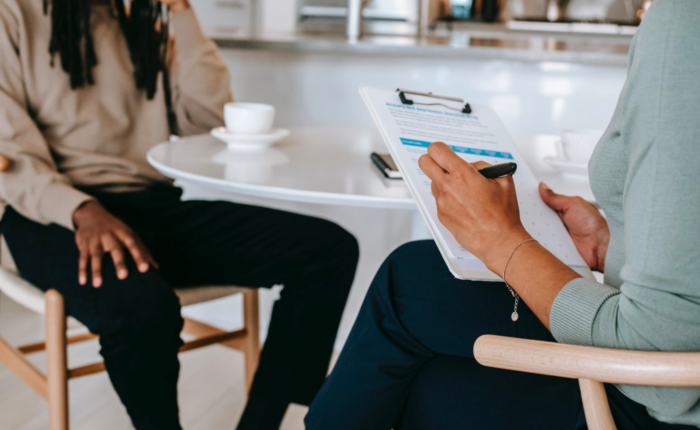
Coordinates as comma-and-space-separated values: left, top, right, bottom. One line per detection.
478, 162, 517, 179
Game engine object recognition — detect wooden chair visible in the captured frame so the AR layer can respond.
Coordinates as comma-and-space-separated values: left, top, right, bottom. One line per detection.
473, 335, 700, 430
0, 255, 261, 430
0, 153, 261, 430
0, 266, 260, 430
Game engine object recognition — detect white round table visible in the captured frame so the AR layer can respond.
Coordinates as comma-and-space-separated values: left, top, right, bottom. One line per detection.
147, 126, 594, 351
147, 126, 594, 211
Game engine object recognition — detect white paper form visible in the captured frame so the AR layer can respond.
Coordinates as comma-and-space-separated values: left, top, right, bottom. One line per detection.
360, 86, 589, 281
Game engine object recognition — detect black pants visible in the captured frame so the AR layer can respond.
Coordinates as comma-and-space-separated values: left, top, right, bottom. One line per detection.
2, 185, 359, 430
306, 240, 694, 430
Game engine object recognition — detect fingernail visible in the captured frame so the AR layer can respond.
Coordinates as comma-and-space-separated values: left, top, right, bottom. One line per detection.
540, 182, 550, 190
79, 276, 86, 285
139, 263, 149, 272
93, 279, 102, 288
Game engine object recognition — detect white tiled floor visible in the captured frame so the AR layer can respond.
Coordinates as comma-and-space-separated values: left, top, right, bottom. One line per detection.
0, 293, 307, 430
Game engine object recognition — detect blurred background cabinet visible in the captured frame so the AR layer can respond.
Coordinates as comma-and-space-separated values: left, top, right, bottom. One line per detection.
189, 0, 255, 35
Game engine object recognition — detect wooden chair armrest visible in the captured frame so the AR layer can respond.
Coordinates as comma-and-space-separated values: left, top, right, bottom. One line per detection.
474, 335, 700, 387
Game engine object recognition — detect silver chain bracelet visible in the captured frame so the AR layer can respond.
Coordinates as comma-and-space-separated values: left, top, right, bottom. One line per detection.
502, 238, 537, 322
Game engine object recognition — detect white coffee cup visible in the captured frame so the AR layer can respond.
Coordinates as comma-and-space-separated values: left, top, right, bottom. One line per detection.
224, 103, 275, 135
557, 129, 604, 164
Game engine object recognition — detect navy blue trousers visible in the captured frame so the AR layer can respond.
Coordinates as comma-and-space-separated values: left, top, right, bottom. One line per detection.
306, 240, 695, 430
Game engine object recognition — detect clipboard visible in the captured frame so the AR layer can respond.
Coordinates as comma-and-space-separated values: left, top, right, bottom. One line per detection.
360, 86, 593, 281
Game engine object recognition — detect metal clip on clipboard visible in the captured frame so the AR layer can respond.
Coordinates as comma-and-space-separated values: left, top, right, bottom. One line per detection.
396, 88, 472, 114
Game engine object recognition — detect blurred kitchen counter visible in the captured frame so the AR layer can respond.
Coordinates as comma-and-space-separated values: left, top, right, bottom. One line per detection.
210, 26, 632, 67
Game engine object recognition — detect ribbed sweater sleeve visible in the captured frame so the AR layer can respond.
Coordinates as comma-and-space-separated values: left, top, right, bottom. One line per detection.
550, 278, 620, 346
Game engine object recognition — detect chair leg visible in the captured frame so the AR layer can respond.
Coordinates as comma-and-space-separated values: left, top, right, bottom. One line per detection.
46, 290, 69, 430
579, 378, 616, 430
242, 289, 260, 394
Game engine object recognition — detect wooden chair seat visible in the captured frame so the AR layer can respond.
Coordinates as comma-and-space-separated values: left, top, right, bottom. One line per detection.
0, 263, 251, 312
176, 284, 251, 307
0, 266, 46, 315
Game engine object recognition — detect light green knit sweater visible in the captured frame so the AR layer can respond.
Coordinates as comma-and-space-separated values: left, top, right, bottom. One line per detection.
549, 0, 700, 426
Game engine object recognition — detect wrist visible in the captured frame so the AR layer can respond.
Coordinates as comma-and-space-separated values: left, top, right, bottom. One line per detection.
483, 227, 533, 275
72, 200, 100, 227
594, 233, 610, 272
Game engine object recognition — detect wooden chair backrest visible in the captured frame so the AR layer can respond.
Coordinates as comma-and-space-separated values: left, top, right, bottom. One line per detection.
474, 335, 700, 430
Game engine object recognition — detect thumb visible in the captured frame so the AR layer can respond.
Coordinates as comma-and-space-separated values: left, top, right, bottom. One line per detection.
539, 182, 569, 212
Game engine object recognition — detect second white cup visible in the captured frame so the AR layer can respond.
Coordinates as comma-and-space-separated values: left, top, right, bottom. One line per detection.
224, 103, 275, 135
558, 129, 604, 164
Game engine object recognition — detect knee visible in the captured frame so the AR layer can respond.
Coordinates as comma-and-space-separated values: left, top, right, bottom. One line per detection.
334, 224, 360, 263
308, 218, 360, 265
368, 240, 444, 299
384, 240, 440, 274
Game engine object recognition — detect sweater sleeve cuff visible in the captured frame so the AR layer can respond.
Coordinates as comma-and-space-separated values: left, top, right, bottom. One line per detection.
38, 182, 94, 231
549, 278, 620, 346
170, 7, 210, 55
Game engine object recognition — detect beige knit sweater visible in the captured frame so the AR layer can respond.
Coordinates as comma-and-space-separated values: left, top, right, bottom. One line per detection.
0, 0, 232, 230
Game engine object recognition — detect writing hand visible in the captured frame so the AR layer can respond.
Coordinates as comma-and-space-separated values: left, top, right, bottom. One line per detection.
539, 183, 609, 272
72, 201, 158, 287
419, 142, 531, 274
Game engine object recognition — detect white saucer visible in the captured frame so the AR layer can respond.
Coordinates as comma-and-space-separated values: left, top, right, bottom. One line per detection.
211, 127, 290, 151
544, 156, 589, 180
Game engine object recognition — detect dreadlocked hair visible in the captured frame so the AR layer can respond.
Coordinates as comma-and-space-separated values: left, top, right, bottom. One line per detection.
44, 0, 178, 134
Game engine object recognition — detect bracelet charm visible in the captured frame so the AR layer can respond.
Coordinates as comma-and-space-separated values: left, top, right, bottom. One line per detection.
502, 238, 537, 322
